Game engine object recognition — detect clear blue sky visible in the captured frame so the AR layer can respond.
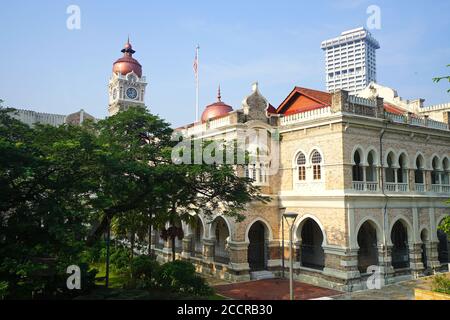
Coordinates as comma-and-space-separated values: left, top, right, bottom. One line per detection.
1, 0, 449, 127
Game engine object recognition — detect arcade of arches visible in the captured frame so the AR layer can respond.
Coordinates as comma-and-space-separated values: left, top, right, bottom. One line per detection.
152, 213, 450, 291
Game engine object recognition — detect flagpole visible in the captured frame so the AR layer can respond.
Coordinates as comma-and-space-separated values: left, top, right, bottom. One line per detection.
195, 45, 200, 122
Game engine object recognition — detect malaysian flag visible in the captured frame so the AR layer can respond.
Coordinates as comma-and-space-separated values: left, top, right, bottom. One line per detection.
193, 46, 199, 80
193, 45, 200, 121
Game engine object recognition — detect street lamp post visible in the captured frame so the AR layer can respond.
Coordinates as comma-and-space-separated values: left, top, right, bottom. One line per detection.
283, 212, 298, 300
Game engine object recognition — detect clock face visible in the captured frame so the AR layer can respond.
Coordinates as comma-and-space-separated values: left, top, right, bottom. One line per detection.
126, 87, 138, 100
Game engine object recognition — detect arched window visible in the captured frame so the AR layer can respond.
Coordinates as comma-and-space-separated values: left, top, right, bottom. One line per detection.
431, 156, 441, 185
415, 155, 424, 185
385, 152, 396, 183
397, 154, 408, 184
352, 150, 364, 182
442, 158, 449, 186
366, 151, 377, 182
296, 152, 306, 181
311, 150, 322, 180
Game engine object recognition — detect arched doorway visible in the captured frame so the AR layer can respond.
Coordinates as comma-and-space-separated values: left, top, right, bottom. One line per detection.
192, 216, 204, 257
437, 220, 449, 265
420, 229, 428, 270
248, 221, 267, 271
357, 221, 379, 274
213, 217, 230, 264
299, 218, 324, 270
391, 220, 410, 269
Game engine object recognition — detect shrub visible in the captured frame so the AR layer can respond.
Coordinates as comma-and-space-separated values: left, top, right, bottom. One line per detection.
156, 260, 212, 296
129, 256, 160, 289
0, 281, 8, 300
81, 241, 105, 264
80, 263, 98, 293
110, 246, 131, 275
432, 274, 450, 295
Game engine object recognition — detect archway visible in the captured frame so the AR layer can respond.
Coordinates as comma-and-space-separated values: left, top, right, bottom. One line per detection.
352, 149, 364, 182
366, 150, 377, 183
192, 216, 204, 257
437, 220, 449, 265
213, 217, 230, 264
391, 220, 410, 269
247, 221, 267, 271
385, 152, 396, 183
414, 155, 425, 186
420, 229, 429, 270
299, 218, 324, 270
174, 219, 183, 252
357, 221, 379, 273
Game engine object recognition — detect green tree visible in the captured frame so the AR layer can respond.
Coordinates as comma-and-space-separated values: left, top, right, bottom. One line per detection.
155, 138, 268, 261
0, 103, 268, 296
0, 105, 100, 298
433, 64, 450, 92
89, 107, 267, 263
438, 215, 450, 236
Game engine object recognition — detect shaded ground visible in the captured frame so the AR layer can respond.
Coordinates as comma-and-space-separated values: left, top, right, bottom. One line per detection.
332, 273, 450, 300
75, 263, 225, 300
214, 279, 341, 300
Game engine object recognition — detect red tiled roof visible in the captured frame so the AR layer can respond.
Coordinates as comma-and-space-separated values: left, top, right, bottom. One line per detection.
276, 86, 331, 115
294, 87, 332, 106
384, 102, 407, 115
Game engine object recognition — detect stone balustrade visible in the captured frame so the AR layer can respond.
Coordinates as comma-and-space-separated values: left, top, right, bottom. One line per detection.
280, 106, 332, 126
420, 102, 450, 112
385, 112, 449, 131
348, 95, 377, 107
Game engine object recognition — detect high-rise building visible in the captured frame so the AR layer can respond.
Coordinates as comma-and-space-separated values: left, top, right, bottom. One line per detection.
108, 39, 147, 116
321, 27, 380, 93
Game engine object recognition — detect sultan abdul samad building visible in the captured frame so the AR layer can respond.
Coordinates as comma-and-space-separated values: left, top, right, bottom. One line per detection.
108, 38, 450, 292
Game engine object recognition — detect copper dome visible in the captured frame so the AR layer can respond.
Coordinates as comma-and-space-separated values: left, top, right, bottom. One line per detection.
112, 39, 142, 77
201, 86, 233, 122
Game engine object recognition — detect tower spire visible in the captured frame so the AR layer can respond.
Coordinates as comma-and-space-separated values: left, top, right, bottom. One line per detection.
121, 36, 135, 55
217, 85, 221, 102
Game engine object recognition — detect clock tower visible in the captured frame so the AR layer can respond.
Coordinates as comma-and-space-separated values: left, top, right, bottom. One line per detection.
108, 39, 147, 116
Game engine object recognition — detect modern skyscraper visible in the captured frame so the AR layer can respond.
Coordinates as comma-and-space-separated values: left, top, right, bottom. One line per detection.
321, 27, 380, 94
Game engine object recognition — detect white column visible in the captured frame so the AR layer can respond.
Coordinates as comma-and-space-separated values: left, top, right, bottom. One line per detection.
362, 165, 367, 190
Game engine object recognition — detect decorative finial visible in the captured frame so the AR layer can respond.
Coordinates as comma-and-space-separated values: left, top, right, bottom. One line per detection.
217, 85, 222, 102
121, 36, 135, 55
252, 81, 259, 93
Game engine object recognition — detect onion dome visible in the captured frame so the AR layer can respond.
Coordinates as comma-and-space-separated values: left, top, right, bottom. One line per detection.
201, 86, 233, 122
112, 38, 142, 77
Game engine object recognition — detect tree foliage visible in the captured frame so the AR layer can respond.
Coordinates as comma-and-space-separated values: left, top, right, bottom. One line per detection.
433, 64, 450, 92
0, 102, 266, 298
438, 215, 450, 236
